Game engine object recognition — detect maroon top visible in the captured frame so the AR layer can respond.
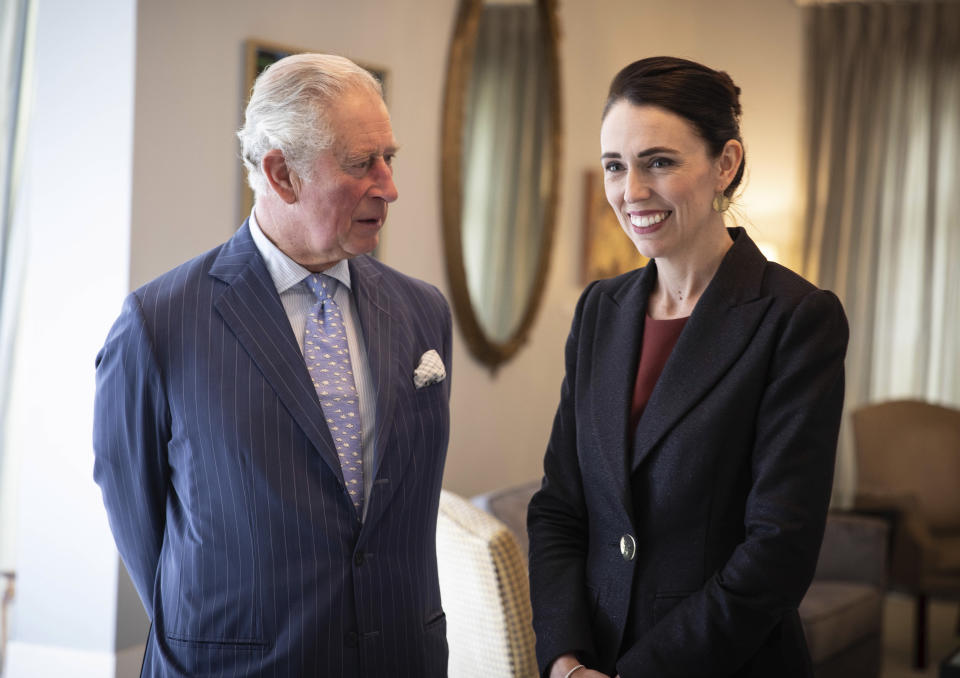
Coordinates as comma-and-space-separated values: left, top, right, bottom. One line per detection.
630, 314, 689, 431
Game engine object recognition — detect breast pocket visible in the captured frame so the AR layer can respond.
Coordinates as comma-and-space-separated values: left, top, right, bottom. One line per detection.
413, 379, 445, 410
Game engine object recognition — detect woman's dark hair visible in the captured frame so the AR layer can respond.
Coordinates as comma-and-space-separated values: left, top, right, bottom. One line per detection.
603, 56, 745, 197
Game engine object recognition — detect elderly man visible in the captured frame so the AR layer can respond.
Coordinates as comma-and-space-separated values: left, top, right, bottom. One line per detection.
93, 54, 452, 677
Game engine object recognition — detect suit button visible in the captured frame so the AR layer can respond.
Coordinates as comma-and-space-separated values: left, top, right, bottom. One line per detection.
354, 551, 365, 566
345, 631, 358, 648
620, 534, 637, 561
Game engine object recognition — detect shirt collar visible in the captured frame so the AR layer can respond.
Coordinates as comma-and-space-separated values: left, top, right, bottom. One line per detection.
248, 209, 352, 293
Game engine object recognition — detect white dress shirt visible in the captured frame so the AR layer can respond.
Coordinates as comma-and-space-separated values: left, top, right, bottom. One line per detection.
248, 210, 377, 521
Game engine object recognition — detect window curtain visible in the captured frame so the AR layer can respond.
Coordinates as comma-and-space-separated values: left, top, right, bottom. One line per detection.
0, 0, 33, 573
461, 4, 551, 343
802, 1, 960, 505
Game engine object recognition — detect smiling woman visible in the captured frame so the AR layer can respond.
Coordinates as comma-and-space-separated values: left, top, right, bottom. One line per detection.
527, 56, 850, 678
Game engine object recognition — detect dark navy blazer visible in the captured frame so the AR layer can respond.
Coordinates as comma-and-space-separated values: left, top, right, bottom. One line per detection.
94, 222, 452, 677
528, 229, 849, 678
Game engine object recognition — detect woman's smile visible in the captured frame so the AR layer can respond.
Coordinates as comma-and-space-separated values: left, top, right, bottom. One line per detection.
628, 210, 672, 232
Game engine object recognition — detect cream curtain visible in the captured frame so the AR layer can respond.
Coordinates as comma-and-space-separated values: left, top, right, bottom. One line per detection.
461, 4, 550, 343
802, 1, 960, 504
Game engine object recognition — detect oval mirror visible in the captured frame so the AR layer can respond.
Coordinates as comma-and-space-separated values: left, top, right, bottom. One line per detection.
441, 0, 562, 371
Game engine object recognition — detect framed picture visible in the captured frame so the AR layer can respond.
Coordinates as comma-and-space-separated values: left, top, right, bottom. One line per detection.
582, 169, 647, 283
240, 39, 389, 220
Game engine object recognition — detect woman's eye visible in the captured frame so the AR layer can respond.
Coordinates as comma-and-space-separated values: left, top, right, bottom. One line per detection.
650, 157, 673, 169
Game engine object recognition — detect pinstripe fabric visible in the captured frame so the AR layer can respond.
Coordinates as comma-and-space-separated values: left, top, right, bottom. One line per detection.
93, 221, 452, 677
248, 214, 377, 518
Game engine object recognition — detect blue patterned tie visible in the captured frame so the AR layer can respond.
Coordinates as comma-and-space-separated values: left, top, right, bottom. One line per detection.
304, 274, 363, 515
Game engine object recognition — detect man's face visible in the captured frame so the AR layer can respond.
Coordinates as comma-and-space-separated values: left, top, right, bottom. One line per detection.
276, 88, 399, 271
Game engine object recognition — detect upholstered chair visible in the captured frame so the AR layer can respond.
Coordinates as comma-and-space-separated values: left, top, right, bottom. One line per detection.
436, 490, 538, 678
852, 399, 960, 669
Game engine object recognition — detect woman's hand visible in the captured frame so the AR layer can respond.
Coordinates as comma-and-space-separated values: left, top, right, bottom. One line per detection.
549, 653, 610, 678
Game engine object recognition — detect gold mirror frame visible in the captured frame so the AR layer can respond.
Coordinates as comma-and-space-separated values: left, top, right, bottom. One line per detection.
440, 0, 562, 372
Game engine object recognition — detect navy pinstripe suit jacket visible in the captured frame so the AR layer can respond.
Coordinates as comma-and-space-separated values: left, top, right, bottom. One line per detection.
93, 222, 452, 677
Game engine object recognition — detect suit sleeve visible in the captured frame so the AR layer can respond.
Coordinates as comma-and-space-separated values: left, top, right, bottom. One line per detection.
92, 292, 171, 618
527, 283, 598, 677
617, 289, 849, 677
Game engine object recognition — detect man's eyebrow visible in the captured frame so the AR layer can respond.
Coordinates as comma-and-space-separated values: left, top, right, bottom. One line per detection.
344, 144, 401, 161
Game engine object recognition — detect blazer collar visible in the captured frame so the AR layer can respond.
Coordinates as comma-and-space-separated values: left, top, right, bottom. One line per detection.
347, 255, 401, 482
348, 255, 428, 532
587, 228, 773, 492
631, 227, 772, 470
209, 222, 347, 485
587, 263, 656, 520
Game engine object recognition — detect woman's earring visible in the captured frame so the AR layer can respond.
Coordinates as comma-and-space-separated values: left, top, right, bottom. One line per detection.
712, 192, 730, 213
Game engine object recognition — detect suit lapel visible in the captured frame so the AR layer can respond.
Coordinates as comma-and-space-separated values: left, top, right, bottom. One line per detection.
588, 266, 656, 520
209, 223, 345, 483
631, 229, 773, 471
348, 256, 402, 488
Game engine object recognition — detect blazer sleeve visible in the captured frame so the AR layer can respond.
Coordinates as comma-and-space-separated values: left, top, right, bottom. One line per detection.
527, 283, 598, 676
92, 292, 171, 618
617, 289, 849, 677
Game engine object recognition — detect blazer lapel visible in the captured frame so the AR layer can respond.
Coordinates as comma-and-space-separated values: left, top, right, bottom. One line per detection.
632, 229, 773, 471
209, 223, 344, 483
588, 265, 657, 520
348, 256, 402, 488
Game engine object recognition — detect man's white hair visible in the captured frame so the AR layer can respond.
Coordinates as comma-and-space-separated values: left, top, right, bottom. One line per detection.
237, 53, 383, 197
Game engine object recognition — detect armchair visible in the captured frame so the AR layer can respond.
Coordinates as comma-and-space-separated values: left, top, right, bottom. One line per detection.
798, 513, 887, 678
852, 399, 960, 669
436, 490, 538, 678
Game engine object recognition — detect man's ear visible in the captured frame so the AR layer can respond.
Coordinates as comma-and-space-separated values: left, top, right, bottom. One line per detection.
262, 150, 300, 204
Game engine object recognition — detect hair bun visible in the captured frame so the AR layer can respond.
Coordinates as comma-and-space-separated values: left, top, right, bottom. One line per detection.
716, 69, 743, 117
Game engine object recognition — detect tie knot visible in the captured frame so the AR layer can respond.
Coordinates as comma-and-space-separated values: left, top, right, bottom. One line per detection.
305, 273, 335, 302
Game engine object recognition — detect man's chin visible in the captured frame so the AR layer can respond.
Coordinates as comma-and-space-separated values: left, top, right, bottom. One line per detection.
346, 234, 380, 258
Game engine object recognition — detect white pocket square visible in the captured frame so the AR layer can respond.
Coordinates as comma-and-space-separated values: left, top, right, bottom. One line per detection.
413, 349, 446, 389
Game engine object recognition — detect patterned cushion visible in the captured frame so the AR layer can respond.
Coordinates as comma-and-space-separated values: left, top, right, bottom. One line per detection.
437, 490, 538, 678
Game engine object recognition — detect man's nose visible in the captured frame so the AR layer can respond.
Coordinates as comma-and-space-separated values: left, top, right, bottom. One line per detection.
371, 157, 398, 203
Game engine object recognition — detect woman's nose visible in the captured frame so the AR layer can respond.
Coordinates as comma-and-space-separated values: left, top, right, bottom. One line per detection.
624, 169, 651, 204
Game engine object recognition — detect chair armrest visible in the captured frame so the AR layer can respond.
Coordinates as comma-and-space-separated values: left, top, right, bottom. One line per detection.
854, 492, 936, 588
813, 512, 888, 588
471, 480, 540, 561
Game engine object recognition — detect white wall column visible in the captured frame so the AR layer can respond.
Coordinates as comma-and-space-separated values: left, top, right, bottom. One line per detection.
4, 0, 145, 675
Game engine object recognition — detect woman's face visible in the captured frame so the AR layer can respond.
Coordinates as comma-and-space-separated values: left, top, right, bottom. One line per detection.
600, 101, 729, 262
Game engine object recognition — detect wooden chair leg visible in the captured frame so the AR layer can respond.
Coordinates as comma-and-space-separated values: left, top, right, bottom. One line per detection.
914, 594, 928, 670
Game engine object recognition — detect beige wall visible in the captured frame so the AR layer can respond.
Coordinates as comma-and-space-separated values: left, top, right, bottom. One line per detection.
129, 0, 806, 499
